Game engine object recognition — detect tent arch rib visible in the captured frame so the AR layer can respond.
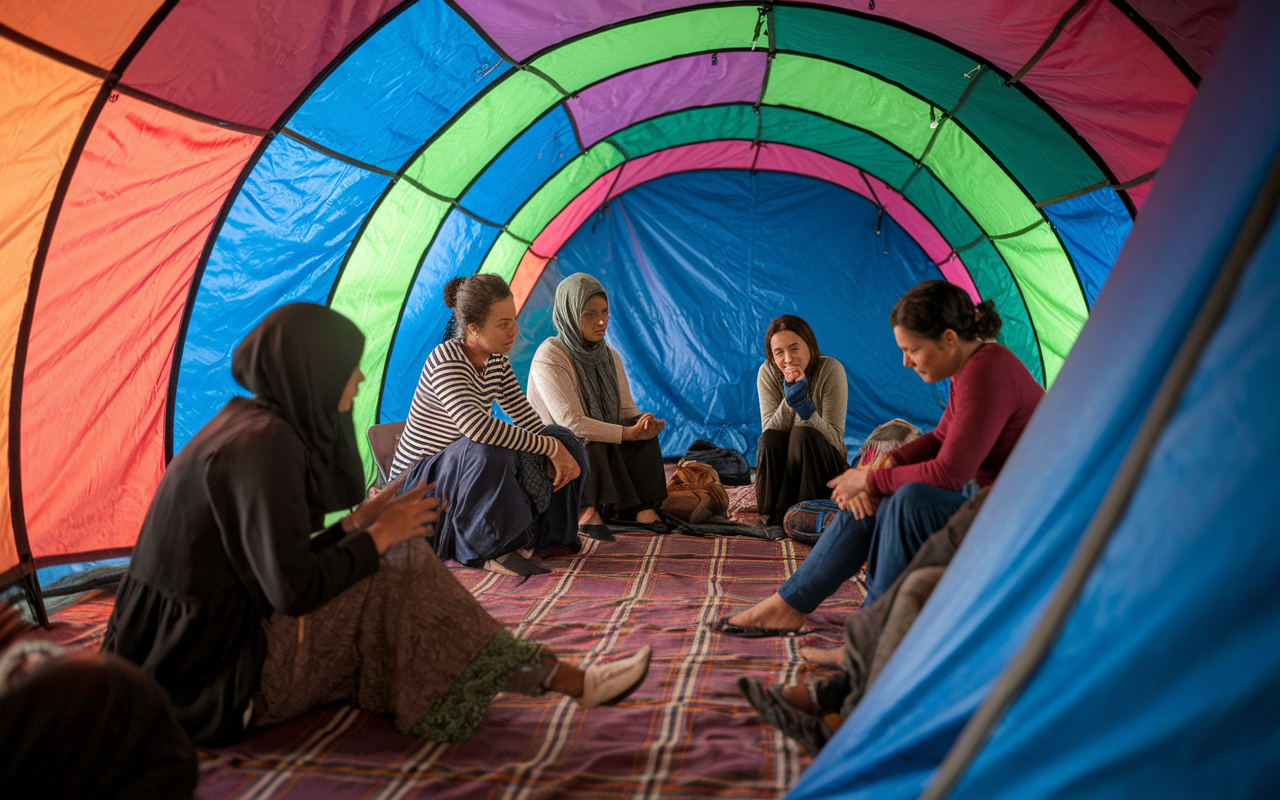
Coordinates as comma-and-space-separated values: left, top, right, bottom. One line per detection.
302, 5, 1128, 463
0, 0, 1206, 575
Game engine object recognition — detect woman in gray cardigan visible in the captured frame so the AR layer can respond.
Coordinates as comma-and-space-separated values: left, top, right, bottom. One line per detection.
756, 315, 849, 526
527, 273, 668, 538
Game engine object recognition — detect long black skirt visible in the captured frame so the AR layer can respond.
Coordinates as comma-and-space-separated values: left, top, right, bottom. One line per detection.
755, 427, 848, 526
580, 437, 668, 517
401, 425, 587, 566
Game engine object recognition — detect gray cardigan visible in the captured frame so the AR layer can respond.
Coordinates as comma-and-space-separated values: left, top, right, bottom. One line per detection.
757, 355, 848, 456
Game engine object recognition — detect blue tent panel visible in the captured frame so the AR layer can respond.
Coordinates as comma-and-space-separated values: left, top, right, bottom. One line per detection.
787, 0, 1280, 796
459, 105, 582, 224
174, 134, 391, 451
287, 0, 509, 172
512, 169, 952, 461
956, 207, 1280, 800
1044, 186, 1133, 306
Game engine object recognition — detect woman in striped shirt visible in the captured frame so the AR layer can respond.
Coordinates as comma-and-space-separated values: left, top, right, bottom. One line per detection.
391, 274, 589, 576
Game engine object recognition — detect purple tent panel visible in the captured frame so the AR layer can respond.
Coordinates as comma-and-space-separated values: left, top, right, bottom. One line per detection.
566, 50, 767, 147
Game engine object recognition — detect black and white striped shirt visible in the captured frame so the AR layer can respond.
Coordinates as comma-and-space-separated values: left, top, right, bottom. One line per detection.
389, 339, 553, 477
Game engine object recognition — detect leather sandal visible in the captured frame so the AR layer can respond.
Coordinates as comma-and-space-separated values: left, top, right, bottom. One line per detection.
709, 616, 802, 638
737, 677, 833, 755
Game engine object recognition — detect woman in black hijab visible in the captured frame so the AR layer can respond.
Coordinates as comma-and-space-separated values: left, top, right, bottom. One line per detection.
104, 304, 651, 745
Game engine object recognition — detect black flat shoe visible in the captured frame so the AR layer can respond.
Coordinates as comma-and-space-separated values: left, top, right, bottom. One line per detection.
709, 616, 803, 638
484, 551, 551, 576
609, 518, 671, 534
578, 523, 616, 542
737, 677, 833, 755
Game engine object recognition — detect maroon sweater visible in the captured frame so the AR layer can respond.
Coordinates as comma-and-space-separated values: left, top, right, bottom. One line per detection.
867, 343, 1043, 498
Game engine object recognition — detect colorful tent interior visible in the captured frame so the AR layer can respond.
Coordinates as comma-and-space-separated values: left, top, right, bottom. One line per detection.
6, 0, 1280, 798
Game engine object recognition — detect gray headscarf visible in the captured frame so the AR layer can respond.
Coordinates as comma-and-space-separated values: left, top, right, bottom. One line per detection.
552, 273, 620, 426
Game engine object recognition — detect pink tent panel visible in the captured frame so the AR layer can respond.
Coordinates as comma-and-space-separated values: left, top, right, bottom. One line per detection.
513, 139, 978, 311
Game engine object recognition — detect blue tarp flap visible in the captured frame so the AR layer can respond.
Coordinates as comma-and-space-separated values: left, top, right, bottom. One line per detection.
787, 0, 1280, 797
380, 208, 502, 423
1044, 186, 1133, 307
459, 105, 582, 223
511, 169, 952, 460
287, 0, 508, 172
174, 134, 390, 451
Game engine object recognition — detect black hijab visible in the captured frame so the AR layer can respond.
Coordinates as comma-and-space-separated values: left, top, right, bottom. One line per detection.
232, 303, 366, 513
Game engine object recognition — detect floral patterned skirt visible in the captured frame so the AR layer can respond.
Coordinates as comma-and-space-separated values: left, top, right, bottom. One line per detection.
252, 538, 554, 742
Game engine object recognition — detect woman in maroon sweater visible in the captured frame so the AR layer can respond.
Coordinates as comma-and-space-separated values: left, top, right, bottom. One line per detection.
714, 281, 1043, 636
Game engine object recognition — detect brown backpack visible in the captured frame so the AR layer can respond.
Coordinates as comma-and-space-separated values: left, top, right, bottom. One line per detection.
661, 461, 730, 523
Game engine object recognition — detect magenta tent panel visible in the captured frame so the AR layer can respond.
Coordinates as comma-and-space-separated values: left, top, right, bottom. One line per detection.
123, 0, 404, 127
1017, 0, 1196, 204
1126, 0, 1237, 77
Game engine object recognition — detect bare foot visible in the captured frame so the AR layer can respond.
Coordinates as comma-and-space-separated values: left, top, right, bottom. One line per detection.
800, 646, 843, 666
725, 592, 805, 631
780, 682, 818, 714
636, 508, 661, 524
578, 506, 604, 525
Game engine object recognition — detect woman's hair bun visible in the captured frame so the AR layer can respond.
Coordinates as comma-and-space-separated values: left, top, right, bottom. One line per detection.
443, 277, 466, 309
973, 298, 1002, 339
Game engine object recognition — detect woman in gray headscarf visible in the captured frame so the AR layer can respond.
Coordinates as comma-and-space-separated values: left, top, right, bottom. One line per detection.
527, 273, 668, 538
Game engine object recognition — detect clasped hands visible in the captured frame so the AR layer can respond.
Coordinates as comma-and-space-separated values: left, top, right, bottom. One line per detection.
827, 466, 876, 520
622, 412, 664, 441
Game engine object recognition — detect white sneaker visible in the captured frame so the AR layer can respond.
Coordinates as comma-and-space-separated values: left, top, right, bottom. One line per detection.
575, 645, 652, 709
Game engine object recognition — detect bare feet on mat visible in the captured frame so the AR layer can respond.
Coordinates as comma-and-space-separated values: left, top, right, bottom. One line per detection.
724, 593, 805, 632
636, 508, 661, 524
780, 682, 819, 714
579, 506, 604, 525
800, 646, 843, 666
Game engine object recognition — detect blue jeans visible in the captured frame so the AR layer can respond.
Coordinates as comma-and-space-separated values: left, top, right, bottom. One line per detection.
777, 483, 967, 613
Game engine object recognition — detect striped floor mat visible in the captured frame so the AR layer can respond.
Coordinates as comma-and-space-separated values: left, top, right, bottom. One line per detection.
46, 530, 864, 799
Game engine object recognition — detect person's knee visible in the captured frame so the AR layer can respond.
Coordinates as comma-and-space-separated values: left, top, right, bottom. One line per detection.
881, 483, 937, 515
786, 425, 830, 458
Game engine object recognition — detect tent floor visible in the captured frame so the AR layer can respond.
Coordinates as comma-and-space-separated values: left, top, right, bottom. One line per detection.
43, 521, 864, 798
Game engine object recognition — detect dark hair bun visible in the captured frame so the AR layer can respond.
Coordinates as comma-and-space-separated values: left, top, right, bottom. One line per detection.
890, 280, 1002, 342
974, 299, 1002, 339
443, 277, 466, 309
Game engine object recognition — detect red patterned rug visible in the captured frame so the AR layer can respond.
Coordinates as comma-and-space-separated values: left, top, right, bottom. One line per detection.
44, 530, 864, 799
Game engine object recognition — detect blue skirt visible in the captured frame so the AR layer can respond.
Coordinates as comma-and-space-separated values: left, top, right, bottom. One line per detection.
399, 425, 587, 566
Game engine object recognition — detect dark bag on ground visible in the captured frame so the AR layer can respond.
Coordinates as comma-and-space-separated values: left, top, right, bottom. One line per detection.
681, 440, 750, 485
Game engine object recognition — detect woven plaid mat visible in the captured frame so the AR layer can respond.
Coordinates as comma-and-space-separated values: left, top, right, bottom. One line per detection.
46, 531, 864, 799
